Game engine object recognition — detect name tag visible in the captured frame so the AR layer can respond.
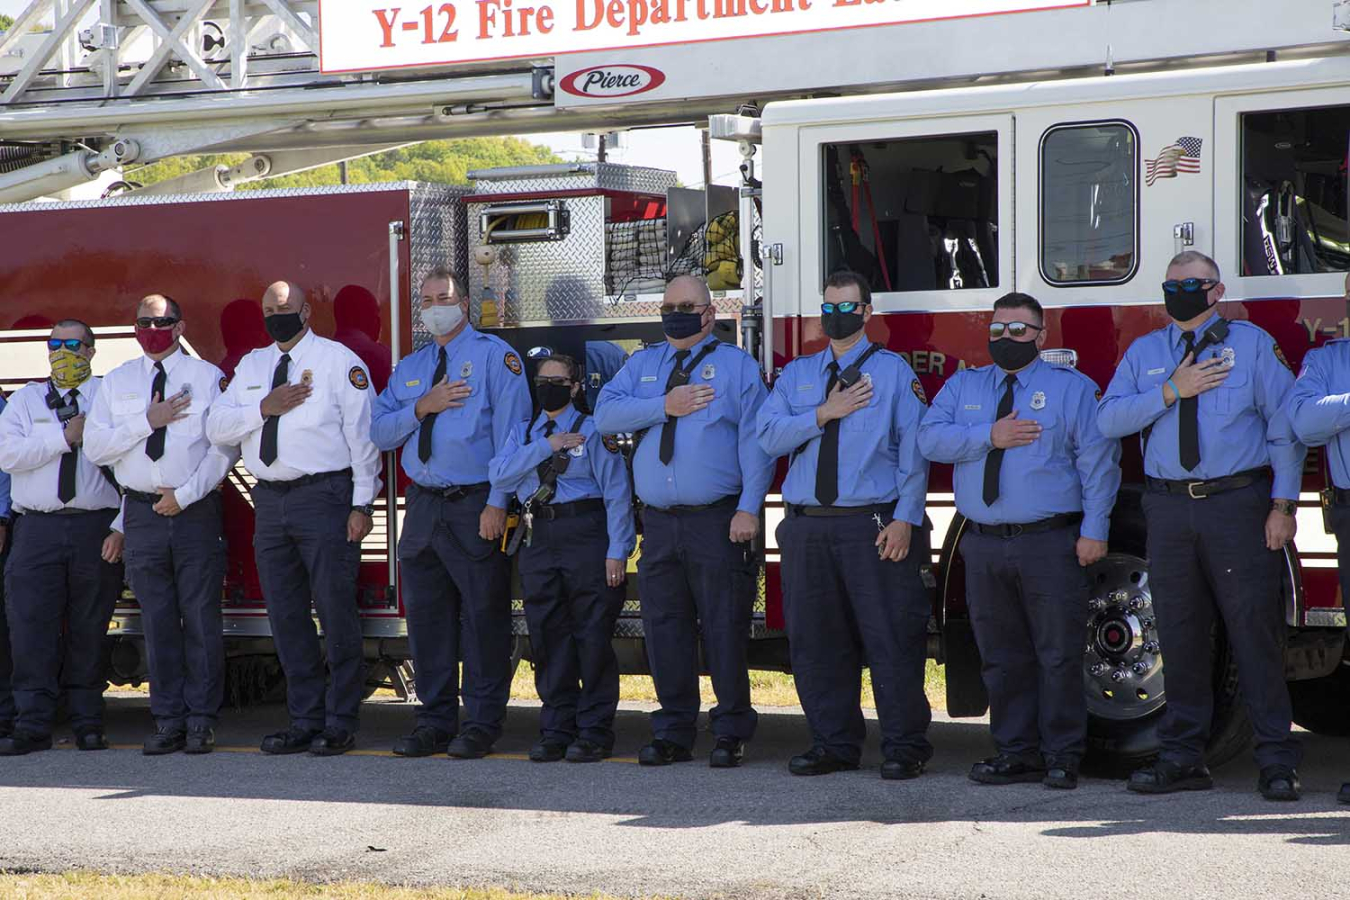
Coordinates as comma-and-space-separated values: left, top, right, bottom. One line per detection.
964, 404, 982, 410
797, 383, 816, 392
246, 385, 262, 391
34, 417, 51, 424
640, 375, 659, 383
120, 392, 140, 401
1147, 367, 1167, 375
405, 379, 421, 388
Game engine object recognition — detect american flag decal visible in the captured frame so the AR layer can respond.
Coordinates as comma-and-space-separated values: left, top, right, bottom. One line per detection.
1146, 136, 1203, 186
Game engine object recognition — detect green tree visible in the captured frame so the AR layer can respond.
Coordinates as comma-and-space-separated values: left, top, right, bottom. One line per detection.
0, 14, 14, 31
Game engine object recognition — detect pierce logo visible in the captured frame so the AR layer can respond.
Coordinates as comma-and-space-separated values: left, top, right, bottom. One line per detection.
560, 65, 666, 98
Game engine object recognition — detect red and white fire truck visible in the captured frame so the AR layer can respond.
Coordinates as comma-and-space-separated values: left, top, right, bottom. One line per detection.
1, 0, 1349, 767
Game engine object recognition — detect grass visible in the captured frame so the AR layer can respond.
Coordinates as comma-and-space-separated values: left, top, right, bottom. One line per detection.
0, 874, 645, 900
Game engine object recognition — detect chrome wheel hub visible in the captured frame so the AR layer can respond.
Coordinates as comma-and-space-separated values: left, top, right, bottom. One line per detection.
1083, 553, 1165, 721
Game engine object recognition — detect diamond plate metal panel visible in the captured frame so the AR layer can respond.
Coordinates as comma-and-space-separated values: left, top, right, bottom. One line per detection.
408, 183, 471, 351
467, 163, 676, 197
0, 181, 439, 214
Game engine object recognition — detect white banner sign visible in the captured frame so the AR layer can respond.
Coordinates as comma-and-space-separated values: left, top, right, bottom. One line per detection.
318, 0, 1091, 74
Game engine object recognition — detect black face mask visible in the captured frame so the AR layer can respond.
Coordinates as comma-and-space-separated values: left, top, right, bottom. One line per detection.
537, 382, 574, 413
988, 338, 1040, 372
1163, 285, 1215, 323
661, 311, 705, 340
265, 312, 305, 344
822, 310, 865, 341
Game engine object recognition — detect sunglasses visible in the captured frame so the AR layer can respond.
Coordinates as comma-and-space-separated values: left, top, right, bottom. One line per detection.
534, 376, 573, 387
1162, 278, 1218, 294
821, 301, 868, 315
47, 338, 88, 352
989, 322, 1043, 339
659, 302, 710, 315
136, 316, 179, 329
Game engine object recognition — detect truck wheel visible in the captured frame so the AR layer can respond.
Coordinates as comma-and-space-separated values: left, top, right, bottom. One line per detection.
1289, 662, 1350, 736
362, 662, 390, 700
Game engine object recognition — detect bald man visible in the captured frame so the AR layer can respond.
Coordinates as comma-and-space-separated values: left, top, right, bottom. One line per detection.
208, 282, 381, 757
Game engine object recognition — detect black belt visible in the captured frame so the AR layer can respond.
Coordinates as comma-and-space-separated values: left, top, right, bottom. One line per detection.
255, 468, 353, 493
788, 502, 893, 519
646, 495, 738, 515
967, 512, 1082, 538
29, 507, 111, 517
1333, 487, 1350, 506
124, 489, 163, 505
533, 498, 605, 520
413, 481, 490, 502
1146, 467, 1268, 500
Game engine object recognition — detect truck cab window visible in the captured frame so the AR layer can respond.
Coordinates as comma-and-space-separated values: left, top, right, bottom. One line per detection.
1041, 123, 1138, 285
822, 132, 998, 293
1242, 105, 1350, 276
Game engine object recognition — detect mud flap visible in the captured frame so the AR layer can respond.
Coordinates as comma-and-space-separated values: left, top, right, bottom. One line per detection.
942, 617, 988, 717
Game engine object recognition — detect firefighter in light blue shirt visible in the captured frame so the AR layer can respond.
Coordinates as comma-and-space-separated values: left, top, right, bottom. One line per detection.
919, 292, 1120, 790
593, 275, 773, 769
0, 393, 11, 741
756, 270, 931, 781
370, 267, 531, 761
1097, 250, 1303, 801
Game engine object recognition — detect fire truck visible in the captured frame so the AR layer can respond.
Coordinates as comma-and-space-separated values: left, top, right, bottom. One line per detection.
1, 0, 1349, 768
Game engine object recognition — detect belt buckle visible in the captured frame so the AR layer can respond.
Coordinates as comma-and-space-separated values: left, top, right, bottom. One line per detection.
1187, 481, 1208, 500
1007, 524, 1024, 538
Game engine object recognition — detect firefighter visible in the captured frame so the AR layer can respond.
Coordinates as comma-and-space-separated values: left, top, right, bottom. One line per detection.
918, 292, 1121, 790
0, 398, 12, 741
0, 320, 125, 756
594, 275, 773, 769
1285, 270, 1350, 805
206, 282, 381, 757
756, 270, 932, 780
1098, 250, 1303, 801
488, 354, 635, 763
371, 268, 531, 760
84, 295, 239, 756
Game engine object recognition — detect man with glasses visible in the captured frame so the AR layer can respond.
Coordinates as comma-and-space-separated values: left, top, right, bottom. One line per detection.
371, 267, 531, 760
85, 295, 238, 755
919, 292, 1120, 790
208, 282, 381, 757
0, 321, 124, 756
757, 270, 931, 780
1099, 250, 1304, 801
595, 274, 772, 769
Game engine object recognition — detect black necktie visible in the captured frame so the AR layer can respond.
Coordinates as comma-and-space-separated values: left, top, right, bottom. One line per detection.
418, 346, 448, 464
658, 349, 692, 466
536, 420, 558, 481
983, 374, 1016, 506
1179, 332, 1200, 471
146, 361, 167, 461
58, 391, 79, 504
814, 362, 841, 506
259, 353, 289, 466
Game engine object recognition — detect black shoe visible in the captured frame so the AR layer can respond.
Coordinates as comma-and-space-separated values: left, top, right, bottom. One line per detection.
75, 729, 109, 752
565, 739, 610, 763
185, 727, 215, 755
447, 728, 495, 759
788, 746, 859, 776
1258, 765, 1301, 802
0, 732, 52, 756
1338, 783, 1350, 805
638, 739, 694, 767
0, 721, 12, 740
881, 757, 925, 781
143, 727, 186, 756
260, 726, 322, 755
393, 725, 451, 758
310, 727, 356, 756
969, 754, 1046, 785
529, 739, 568, 763
1126, 760, 1213, 794
1044, 766, 1079, 790
709, 737, 744, 769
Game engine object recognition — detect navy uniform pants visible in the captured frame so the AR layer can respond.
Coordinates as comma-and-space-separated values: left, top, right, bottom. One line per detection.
399, 485, 512, 739
253, 471, 364, 732
123, 493, 226, 731
1142, 478, 1300, 769
960, 524, 1089, 767
4, 509, 122, 736
0, 537, 13, 727
519, 507, 625, 748
778, 510, 932, 766
637, 502, 757, 749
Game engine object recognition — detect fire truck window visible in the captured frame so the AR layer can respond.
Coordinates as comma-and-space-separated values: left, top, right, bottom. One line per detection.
1242, 105, 1350, 276
822, 132, 998, 293
1041, 123, 1138, 285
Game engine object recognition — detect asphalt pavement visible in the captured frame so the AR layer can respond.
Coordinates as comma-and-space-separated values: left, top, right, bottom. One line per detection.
2, 692, 1350, 899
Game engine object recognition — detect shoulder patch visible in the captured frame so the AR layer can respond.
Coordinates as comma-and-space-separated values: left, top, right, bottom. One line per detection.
349, 367, 369, 390
504, 352, 522, 376
1273, 343, 1292, 372
602, 434, 621, 455
911, 379, 927, 404
219, 376, 230, 393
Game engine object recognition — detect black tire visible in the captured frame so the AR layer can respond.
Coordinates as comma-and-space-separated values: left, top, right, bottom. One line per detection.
1289, 662, 1350, 736
224, 655, 288, 708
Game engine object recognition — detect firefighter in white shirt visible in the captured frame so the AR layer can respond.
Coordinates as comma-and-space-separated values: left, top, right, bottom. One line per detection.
207, 281, 382, 757
85, 295, 239, 757
0, 320, 125, 756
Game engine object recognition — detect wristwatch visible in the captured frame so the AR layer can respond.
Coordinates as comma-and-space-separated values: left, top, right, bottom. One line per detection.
1271, 499, 1296, 516
352, 504, 375, 517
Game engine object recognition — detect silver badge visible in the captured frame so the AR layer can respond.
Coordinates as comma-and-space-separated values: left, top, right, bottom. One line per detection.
1221, 346, 1236, 368
568, 443, 585, 458
1030, 391, 1046, 411
590, 372, 602, 388
702, 363, 716, 380
461, 361, 473, 379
